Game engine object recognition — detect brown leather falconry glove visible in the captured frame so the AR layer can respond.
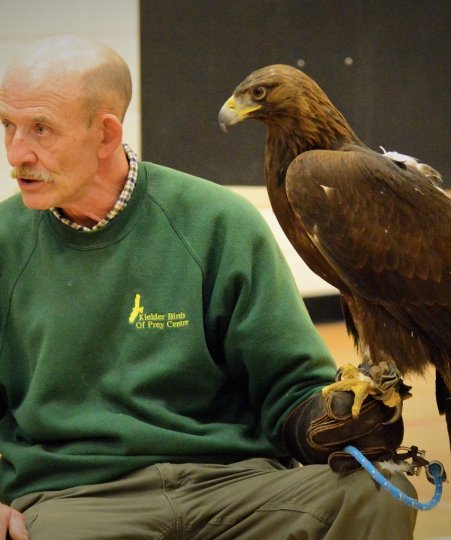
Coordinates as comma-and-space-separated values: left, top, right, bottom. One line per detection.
282, 391, 404, 473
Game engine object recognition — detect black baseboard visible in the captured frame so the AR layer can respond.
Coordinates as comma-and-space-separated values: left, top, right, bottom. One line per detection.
303, 294, 344, 324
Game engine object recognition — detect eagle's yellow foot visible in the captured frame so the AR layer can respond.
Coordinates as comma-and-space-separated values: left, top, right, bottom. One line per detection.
322, 361, 411, 420
322, 364, 376, 418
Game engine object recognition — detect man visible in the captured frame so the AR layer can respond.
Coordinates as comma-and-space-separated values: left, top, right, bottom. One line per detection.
0, 35, 416, 539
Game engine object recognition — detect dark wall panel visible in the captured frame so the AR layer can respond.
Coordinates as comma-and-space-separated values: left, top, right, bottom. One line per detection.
140, 1, 450, 187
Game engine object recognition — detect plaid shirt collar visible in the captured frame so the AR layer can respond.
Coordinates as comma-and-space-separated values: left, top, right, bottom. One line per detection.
50, 144, 139, 232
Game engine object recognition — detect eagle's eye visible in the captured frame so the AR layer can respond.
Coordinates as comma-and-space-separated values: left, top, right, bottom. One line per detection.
252, 86, 267, 101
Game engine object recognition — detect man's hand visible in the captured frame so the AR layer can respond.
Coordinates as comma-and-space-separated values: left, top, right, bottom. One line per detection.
283, 391, 404, 473
0, 504, 28, 540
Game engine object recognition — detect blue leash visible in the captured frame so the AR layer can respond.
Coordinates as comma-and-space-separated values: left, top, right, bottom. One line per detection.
345, 445, 446, 510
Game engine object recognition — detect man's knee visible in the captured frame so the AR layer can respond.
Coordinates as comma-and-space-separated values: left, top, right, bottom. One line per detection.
341, 467, 418, 535
342, 468, 417, 503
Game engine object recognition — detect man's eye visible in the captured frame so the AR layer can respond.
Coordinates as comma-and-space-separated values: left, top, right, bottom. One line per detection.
1, 120, 16, 137
36, 125, 48, 134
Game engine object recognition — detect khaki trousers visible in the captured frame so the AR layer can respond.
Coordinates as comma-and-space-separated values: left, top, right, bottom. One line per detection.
12, 458, 417, 539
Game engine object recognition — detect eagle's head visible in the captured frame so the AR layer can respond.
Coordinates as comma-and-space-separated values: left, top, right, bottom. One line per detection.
219, 64, 311, 131
219, 64, 358, 150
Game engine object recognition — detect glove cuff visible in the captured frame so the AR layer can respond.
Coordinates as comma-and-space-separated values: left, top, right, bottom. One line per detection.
282, 393, 331, 465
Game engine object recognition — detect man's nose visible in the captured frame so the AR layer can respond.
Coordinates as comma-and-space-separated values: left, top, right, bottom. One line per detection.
6, 131, 37, 167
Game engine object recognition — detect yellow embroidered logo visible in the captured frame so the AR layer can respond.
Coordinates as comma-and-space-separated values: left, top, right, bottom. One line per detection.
129, 293, 144, 323
128, 293, 190, 330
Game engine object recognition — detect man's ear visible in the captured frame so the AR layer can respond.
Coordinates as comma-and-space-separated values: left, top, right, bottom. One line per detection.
97, 113, 123, 159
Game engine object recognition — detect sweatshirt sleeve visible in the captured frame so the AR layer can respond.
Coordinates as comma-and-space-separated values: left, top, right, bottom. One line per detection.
202, 193, 337, 449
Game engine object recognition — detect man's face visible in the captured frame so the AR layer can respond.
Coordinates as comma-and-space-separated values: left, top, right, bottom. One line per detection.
0, 71, 100, 210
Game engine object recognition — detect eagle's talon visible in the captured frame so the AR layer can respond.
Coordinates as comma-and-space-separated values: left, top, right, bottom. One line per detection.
381, 401, 403, 425
334, 367, 343, 382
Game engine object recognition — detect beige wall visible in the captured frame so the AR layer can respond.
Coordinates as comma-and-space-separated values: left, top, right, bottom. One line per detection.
0, 0, 335, 298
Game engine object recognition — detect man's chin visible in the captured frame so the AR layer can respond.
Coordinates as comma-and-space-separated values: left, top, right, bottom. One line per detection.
17, 180, 54, 210
19, 192, 53, 211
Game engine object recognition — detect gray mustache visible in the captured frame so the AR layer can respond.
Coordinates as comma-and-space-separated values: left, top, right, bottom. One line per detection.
11, 167, 53, 183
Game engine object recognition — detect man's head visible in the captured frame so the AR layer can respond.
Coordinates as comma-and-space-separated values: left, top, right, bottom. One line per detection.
0, 35, 132, 216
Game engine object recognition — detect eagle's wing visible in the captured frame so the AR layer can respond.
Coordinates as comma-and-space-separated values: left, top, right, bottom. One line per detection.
285, 145, 451, 350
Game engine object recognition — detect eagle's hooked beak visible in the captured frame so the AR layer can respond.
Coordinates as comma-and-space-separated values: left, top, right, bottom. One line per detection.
218, 96, 261, 133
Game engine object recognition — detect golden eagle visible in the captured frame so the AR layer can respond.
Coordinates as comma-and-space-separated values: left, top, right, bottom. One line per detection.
219, 65, 451, 439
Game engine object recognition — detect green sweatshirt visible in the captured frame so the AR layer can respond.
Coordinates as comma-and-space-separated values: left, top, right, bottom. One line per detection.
0, 162, 335, 503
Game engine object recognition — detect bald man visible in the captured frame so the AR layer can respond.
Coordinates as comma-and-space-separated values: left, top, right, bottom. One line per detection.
1, 35, 131, 224
0, 36, 416, 540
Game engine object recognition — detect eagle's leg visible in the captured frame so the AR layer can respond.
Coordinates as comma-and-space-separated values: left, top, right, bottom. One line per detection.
322, 360, 411, 421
